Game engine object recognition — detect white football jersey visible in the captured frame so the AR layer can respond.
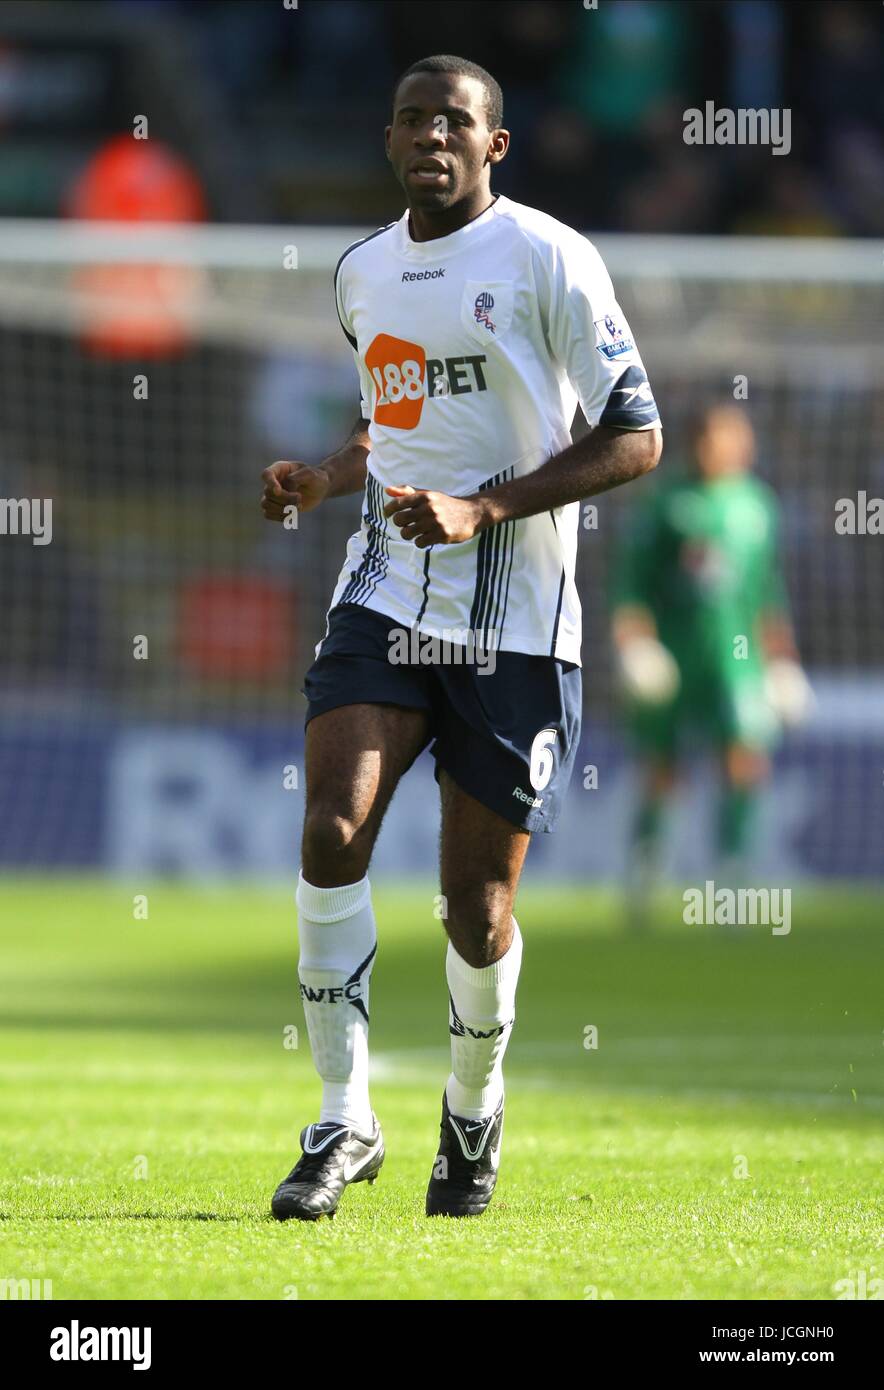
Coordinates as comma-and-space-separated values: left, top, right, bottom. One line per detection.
327, 193, 660, 664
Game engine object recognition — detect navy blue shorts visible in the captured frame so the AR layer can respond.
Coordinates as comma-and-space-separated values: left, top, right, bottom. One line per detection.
302, 603, 582, 834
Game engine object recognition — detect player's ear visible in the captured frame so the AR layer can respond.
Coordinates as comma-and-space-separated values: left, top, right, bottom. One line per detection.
384, 125, 393, 161
487, 129, 510, 166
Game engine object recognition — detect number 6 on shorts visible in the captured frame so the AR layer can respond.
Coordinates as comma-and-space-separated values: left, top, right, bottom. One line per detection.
529, 728, 558, 792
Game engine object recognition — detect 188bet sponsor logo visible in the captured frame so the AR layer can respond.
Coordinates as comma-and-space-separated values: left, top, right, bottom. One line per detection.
364, 332, 486, 430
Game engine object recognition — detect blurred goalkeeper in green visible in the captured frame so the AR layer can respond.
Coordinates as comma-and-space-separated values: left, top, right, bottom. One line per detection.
611, 402, 812, 920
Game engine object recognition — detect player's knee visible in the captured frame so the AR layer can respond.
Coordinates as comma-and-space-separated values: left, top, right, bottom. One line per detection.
301, 809, 370, 881
444, 889, 513, 965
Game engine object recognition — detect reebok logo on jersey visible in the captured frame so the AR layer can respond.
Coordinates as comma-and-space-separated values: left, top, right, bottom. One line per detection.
613, 380, 654, 407
402, 268, 445, 281
599, 364, 659, 430
365, 332, 487, 429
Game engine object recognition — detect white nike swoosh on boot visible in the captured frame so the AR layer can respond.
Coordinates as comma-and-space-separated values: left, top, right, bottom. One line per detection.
341, 1137, 380, 1182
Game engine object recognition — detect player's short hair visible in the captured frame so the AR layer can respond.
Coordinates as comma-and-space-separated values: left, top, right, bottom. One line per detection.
392, 55, 503, 131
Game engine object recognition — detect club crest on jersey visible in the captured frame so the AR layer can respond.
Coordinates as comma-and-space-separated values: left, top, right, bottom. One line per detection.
461, 280, 513, 342
594, 312, 635, 360
473, 290, 496, 333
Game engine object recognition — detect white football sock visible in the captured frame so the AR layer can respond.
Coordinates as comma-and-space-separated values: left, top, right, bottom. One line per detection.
445, 920, 523, 1121
296, 871, 376, 1134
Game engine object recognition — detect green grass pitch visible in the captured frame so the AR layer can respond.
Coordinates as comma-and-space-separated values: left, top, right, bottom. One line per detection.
0, 879, 881, 1300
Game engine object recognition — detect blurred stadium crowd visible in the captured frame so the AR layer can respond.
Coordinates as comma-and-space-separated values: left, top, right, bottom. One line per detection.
0, 0, 881, 235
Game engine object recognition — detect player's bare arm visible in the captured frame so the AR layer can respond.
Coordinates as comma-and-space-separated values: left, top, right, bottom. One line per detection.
383, 424, 662, 547
261, 415, 370, 521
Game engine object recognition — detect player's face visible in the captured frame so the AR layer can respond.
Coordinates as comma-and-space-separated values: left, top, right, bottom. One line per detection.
693, 410, 756, 479
386, 72, 507, 212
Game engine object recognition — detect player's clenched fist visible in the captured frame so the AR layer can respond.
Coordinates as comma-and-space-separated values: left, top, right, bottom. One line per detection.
383, 485, 481, 548
261, 461, 330, 521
